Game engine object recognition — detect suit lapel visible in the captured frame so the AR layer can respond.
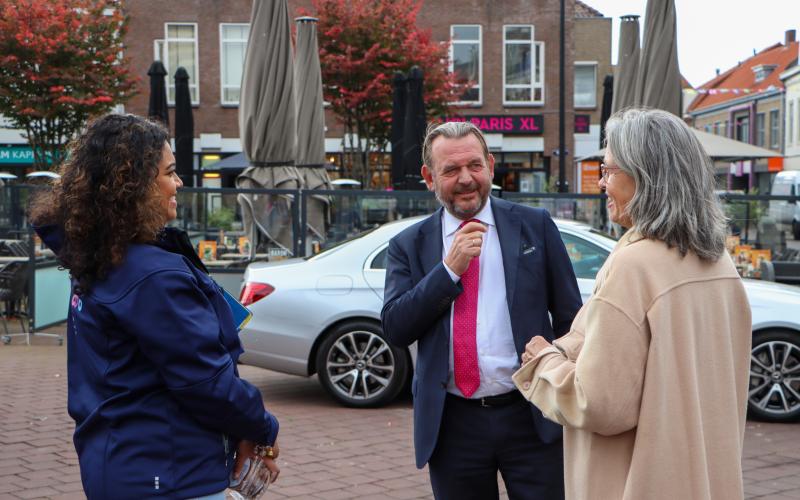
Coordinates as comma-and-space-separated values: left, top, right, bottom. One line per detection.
415, 208, 450, 344
491, 197, 521, 313
416, 208, 444, 276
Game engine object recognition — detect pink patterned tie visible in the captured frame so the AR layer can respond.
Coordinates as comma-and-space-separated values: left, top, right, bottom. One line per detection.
453, 219, 481, 397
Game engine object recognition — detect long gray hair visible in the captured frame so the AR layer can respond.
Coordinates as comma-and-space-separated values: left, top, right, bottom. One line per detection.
605, 108, 727, 261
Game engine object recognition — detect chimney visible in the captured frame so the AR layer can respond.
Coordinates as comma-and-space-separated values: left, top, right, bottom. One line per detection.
787, 29, 797, 45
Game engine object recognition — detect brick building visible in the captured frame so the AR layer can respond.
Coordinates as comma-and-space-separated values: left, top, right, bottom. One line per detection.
687, 30, 798, 192
1, 0, 612, 192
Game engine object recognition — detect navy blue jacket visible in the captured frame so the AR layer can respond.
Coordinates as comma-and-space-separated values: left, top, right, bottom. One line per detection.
380, 198, 582, 468
36, 225, 278, 499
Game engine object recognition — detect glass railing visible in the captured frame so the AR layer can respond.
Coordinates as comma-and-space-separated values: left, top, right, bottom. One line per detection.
2, 184, 799, 329
717, 192, 800, 282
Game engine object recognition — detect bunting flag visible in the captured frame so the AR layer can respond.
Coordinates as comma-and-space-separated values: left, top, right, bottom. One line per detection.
684, 85, 781, 95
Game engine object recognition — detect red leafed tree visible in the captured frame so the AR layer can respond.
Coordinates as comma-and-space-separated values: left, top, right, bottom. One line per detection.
0, 0, 137, 170
307, 0, 462, 185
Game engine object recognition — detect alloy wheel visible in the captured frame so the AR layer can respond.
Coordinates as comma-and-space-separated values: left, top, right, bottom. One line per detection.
325, 330, 396, 401
749, 340, 800, 417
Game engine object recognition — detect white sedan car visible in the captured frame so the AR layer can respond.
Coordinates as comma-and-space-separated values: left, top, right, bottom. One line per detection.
238, 216, 800, 422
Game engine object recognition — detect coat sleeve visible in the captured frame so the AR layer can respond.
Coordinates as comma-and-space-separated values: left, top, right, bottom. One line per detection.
116, 270, 279, 445
381, 236, 461, 347
542, 211, 583, 337
513, 297, 648, 436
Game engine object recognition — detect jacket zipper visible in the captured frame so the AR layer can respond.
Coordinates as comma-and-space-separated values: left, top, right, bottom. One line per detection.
223, 434, 229, 467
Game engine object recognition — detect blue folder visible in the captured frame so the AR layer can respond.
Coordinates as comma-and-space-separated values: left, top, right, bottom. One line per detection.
221, 288, 253, 331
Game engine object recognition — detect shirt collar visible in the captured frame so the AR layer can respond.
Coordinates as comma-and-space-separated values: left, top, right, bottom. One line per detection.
443, 197, 495, 237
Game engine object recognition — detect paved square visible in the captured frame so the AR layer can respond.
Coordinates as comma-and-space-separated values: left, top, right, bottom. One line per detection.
0, 327, 798, 499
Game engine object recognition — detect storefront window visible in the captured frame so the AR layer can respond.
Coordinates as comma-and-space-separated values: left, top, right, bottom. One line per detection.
493, 152, 547, 192
503, 152, 532, 169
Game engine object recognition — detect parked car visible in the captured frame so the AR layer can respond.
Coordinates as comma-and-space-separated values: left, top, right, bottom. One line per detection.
768, 170, 800, 239
238, 216, 800, 422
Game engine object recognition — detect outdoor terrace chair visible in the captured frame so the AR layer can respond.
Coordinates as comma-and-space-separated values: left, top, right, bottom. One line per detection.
0, 261, 29, 342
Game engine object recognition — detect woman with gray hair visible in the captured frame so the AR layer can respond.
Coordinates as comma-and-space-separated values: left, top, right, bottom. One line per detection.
512, 108, 751, 500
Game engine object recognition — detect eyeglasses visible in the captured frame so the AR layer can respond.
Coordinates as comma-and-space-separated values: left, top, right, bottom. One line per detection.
600, 163, 621, 181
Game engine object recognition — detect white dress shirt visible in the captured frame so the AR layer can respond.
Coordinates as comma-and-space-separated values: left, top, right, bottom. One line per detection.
441, 198, 519, 398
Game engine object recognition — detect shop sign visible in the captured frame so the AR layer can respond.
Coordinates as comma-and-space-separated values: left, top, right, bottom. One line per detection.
444, 115, 544, 135
579, 160, 602, 194
574, 115, 591, 134
767, 157, 783, 172
0, 146, 35, 165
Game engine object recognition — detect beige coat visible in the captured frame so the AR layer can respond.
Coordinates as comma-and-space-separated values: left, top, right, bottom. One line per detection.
513, 231, 751, 500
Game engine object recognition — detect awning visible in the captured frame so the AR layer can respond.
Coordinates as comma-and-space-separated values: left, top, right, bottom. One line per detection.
203, 152, 248, 170
577, 128, 781, 163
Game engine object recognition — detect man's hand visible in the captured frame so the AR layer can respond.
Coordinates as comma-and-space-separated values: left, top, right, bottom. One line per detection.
445, 221, 487, 276
521, 336, 552, 364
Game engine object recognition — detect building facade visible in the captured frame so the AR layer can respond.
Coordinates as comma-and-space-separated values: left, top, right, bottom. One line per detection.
115, 0, 610, 192
781, 54, 800, 171
688, 30, 798, 193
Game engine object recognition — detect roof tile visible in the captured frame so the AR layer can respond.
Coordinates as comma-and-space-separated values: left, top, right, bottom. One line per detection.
688, 41, 799, 113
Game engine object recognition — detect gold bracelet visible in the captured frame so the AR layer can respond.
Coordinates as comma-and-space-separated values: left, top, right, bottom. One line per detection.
255, 444, 275, 459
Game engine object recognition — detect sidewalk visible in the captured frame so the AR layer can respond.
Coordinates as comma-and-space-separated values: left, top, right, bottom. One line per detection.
0, 326, 798, 499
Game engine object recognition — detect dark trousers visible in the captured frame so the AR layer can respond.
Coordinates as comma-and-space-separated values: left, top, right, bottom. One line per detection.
428, 393, 564, 500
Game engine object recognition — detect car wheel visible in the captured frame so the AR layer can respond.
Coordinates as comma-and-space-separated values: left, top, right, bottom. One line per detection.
316, 321, 409, 408
748, 330, 800, 422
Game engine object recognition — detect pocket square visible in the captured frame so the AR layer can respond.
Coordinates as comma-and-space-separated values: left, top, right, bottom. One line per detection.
522, 245, 536, 255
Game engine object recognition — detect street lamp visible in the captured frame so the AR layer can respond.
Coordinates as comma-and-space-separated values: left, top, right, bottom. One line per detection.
557, 0, 568, 193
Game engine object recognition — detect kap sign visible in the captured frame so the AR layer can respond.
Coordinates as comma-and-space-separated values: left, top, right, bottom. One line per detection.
444, 115, 544, 135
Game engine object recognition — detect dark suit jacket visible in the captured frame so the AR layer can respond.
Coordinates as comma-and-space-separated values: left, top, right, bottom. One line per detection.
381, 197, 582, 468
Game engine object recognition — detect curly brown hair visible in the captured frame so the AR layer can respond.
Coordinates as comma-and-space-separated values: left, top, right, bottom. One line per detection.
30, 114, 170, 293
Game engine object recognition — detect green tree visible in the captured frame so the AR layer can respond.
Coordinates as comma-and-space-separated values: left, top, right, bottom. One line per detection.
0, 0, 138, 170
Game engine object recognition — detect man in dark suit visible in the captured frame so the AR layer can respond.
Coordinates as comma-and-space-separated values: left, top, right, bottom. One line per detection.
381, 121, 582, 499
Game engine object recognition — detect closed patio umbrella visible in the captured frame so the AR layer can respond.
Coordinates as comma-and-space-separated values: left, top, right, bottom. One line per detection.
294, 16, 332, 243
174, 67, 194, 186
402, 66, 426, 190
612, 15, 641, 113
147, 61, 169, 129
635, 0, 681, 116
236, 0, 303, 257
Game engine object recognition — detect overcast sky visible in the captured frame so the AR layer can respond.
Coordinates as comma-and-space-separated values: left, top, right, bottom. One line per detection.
588, 0, 799, 87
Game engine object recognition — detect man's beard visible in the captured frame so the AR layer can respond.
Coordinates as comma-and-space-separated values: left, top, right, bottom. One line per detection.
434, 182, 488, 220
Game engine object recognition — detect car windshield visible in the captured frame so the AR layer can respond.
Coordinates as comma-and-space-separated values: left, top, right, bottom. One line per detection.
588, 227, 619, 244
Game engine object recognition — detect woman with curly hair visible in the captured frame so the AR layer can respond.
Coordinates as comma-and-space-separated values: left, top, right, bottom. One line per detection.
31, 113, 280, 500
